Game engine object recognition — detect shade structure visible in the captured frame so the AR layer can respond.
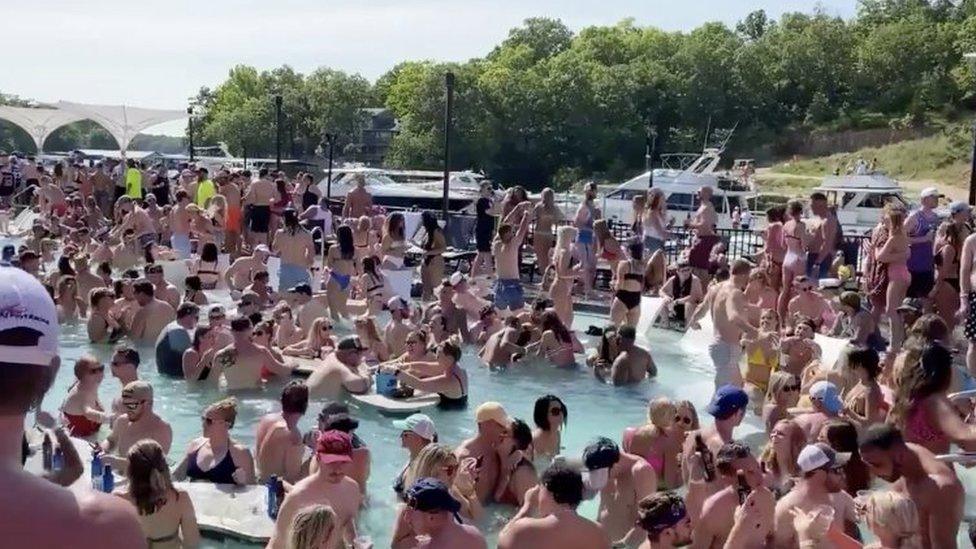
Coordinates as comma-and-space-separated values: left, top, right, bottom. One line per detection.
56, 101, 187, 152
0, 106, 86, 153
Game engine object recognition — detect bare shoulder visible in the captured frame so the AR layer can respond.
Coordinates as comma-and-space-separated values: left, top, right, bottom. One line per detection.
73, 489, 145, 547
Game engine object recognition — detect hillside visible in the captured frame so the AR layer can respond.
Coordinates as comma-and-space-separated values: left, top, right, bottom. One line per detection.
757, 124, 974, 200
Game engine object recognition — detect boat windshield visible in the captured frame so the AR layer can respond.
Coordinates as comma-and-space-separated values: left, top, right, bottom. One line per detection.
841, 192, 907, 209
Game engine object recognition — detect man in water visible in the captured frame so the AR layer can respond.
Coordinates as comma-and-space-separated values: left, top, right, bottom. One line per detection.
635, 491, 693, 549
773, 443, 859, 547
686, 186, 719, 282
108, 345, 141, 415
224, 244, 270, 291
305, 336, 371, 399
493, 201, 532, 315
858, 424, 963, 549
100, 381, 173, 471
243, 168, 276, 247
145, 263, 180, 310
596, 325, 656, 385
169, 189, 193, 259
786, 275, 831, 331
806, 191, 841, 281
269, 430, 363, 548
213, 316, 294, 391
154, 303, 199, 378
272, 208, 314, 293
708, 259, 756, 388
0, 265, 144, 548
906, 187, 941, 299
585, 437, 657, 547
692, 441, 774, 548
479, 318, 526, 367
794, 381, 842, 442
129, 279, 176, 343
574, 182, 600, 296
457, 402, 511, 503
255, 381, 308, 483
404, 478, 488, 549
342, 173, 372, 219
115, 196, 156, 251
384, 296, 414, 357
450, 272, 490, 320
498, 463, 610, 549
435, 280, 471, 342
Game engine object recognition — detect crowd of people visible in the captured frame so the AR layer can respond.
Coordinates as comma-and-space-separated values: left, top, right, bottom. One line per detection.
1, 148, 976, 548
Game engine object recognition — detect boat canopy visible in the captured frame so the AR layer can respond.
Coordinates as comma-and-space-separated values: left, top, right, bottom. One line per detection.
814, 173, 902, 193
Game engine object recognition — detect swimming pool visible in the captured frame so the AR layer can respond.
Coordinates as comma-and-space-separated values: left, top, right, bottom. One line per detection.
40, 301, 976, 547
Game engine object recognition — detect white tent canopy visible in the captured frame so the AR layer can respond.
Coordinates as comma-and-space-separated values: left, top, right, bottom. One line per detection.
0, 106, 85, 153
56, 101, 187, 152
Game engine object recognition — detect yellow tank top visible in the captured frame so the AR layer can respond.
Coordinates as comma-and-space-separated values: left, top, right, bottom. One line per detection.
196, 179, 215, 207
125, 168, 142, 198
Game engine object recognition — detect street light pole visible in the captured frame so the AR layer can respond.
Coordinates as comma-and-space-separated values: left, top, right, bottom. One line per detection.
274, 94, 283, 171
442, 72, 455, 224
646, 125, 657, 189
187, 106, 195, 162
325, 133, 335, 200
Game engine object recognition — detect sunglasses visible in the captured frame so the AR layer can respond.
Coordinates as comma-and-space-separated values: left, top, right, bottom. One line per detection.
406, 339, 419, 345
202, 416, 223, 425
674, 415, 693, 425
320, 325, 333, 332
89, 366, 105, 374
209, 314, 225, 320
783, 385, 800, 392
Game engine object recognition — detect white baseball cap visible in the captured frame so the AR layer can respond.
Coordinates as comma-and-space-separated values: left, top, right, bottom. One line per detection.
387, 296, 409, 312
797, 442, 850, 473
920, 187, 940, 199
449, 272, 467, 287
253, 244, 270, 254
0, 266, 59, 366
392, 413, 436, 441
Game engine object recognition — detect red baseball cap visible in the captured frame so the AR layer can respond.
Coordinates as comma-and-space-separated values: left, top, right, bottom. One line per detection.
316, 429, 353, 464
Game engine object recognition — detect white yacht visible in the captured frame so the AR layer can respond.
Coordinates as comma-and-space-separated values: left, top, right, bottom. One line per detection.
812, 172, 911, 234
316, 166, 491, 213
600, 147, 758, 228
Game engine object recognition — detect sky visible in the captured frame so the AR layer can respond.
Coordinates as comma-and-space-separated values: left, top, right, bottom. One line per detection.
0, 0, 857, 136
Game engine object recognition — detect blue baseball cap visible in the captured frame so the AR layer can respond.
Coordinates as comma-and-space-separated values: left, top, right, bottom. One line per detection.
406, 478, 462, 521
809, 381, 843, 415
706, 385, 749, 419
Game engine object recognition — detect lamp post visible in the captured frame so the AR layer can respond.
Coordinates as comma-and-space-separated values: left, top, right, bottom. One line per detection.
966, 52, 976, 206
646, 125, 657, 189
187, 106, 195, 162
442, 72, 455, 223
274, 94, 283, 171
325, 133, 335, 200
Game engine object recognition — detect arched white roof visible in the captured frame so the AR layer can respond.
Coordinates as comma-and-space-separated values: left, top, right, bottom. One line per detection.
0, 106, 86, 153
56, 101, 187, 152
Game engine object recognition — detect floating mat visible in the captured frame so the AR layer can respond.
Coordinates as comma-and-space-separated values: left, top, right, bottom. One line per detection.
286, 356, 323, 377
814, 334, 849, 371
23, 433, 120, 493
11, 207, 39, 233
160, 259, 190, 290
635, 297, 667, 338
382, 268, 415, 301
174, 482, 274, 543
349, 389, 440, 415
267, 256, 281, 291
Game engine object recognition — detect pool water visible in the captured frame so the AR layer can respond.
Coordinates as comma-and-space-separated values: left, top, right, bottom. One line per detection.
39, 300, 976, 547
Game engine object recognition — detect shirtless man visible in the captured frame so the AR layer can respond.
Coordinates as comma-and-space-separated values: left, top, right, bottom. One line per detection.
73, 254, 107, 304
405, 478, 488, 549
635, 491, 693, 549
958, 229, 976, 377
255, 381, 308, 483
100, 381, 173, 472
585, 437, 658, 547
806, 192, 841, 281
305, 336, 371, 399
859, 424, 963, 549
273, 209, 315, 293
214, 316, 294, 391
244, 271, 277, 309
169, 190, 193, 259
36, 175, 67, 217
786, 276, 831, 331
129, 279, 176, 343
680, 385, 749, 523
269, 430, 363, 549
342, 174, 373, 219
244, 168, 277, 247
596, 325, 656, 386
794, 380, 842, 442
708, 259, 757, 388
691, 441, 774, 549
499, 463, 610, 549
288, 284, 331, 331
450, 272, 490, 320
773, 443, 859, 548
0, 265, 144, 549
224, 244, 270, 291
457, 402, 510, 504
687, 186, 719, 282
479, 319, 525, 367
493, 201, 532, 314
384, 296, 414, 357
116, 197, 157, 251
145, 263, 180, 310
219, 174, 243, 257
434, 281, 471, 342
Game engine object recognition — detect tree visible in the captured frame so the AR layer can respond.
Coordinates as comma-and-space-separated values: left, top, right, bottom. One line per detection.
737, 10, 770, 41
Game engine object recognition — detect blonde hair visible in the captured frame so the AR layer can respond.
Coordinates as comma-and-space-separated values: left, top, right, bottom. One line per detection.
403, 443, 456, 491
593, 219, 612, 243
864, 492, 921, 549
647, 398, 676, 430
204, 397, 238, 427
556, 226, 577, 249
127, 439, 174, 515
73, 355, 101, 380
759, 419, 805, 478
674, 400, 700, 430
887, 206, 906, 231
306, 317, 333, 348
766, 371, 799, 403
287, 504, 338, 549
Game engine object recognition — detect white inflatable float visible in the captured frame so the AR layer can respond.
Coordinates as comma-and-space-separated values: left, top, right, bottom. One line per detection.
382, 268, 414, 301
174, 482, 274, 542
635, 297, 667, 338
349, 388, 440, 415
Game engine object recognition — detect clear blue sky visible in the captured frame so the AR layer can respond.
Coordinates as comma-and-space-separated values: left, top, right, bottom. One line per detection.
0, 0, 857, 135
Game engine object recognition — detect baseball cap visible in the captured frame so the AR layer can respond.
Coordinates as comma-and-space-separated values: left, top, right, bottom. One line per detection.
318, 402, 359, 432
797, 442, 850, 473
809, 381, 843, 415
920, 187, 940, 199
706, 385, 749, 418
316, 430, 353, 464
337, 335, 366, 352
0, 265, 59, 366
393, 413, 436, 441
121, 380, 153, 402
896, 297, 923, 314
583, 437, 621, 470
387, 296, 409, 312
449, 272, 467, 287
475, 401, 511, 427
406, 478, 462, 519
253, 244, 270, 254
950, 200, 971, 216
180, 169, 194, 178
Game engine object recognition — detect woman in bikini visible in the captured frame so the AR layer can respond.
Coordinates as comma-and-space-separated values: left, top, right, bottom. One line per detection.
526, 310, 580, 368
269, 178, 292, 240
183, 275, 209, 306
387, 339, 469, 410
762, 371, 800, 434
352, 215, 374, 265
642, 188, 669, 257
742, 309, 781, 411
548, 226, 579, 327
877, 206, 911, 352
191, 242, 221, 290
610, 240, 645, 327
115, 440, 200, 549
778, 200, 808, 326
325, 224, 356, 320
532, 188, 562, 277
60, 356, 110, 439
353, 255, 390, 316
531, 395, 567, 466
183, 325, 219, 383
173, 398, 255, 485
758, 419, 805, 494
208, 194, 228, 251
594, 219, 623, 284
87, 288, 124, 344
622, 398, 681, 489
842, 346, 887, 428
418, 212, 446, 301
380, 212, 409, 269
283, 318, 336, 359
763, 206, 786, 292
932, 221, 962, 332
354, 315, 390, 365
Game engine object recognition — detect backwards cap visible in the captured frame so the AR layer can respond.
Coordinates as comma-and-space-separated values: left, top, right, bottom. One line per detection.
0, 266, 59, 366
